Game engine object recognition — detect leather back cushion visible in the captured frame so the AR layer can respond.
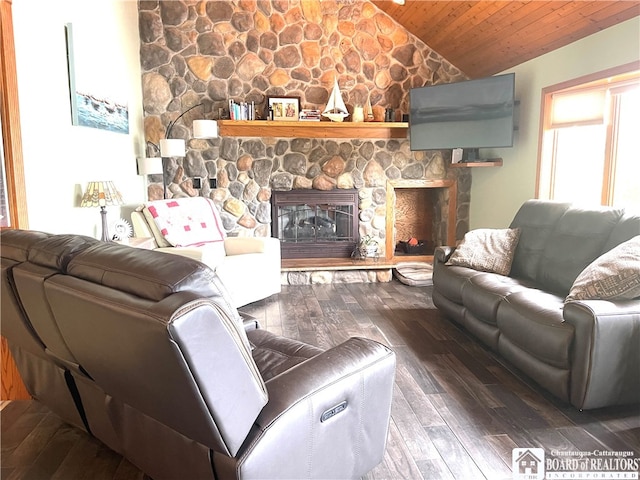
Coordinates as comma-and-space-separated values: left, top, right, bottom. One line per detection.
1, 231, 97, 366
143, 197, 226, 247
536, 206, 624, 294
28, 234, 100, 271
65, 241, 245, 347
1, 257, 48, 356
49, 239, 265, 455
45, 276, 266, 455
67, 242, 228, 303
509, 200, 571, 282
602, 213, 640, 253
0, 229, 52, 262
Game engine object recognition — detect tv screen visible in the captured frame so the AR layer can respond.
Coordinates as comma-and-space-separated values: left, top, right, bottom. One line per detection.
409, 73, 515, 151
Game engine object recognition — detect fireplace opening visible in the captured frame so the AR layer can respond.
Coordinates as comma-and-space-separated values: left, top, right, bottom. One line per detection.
394, 188, 436, 257
386, 179, 457, 260
272, 189, 359, 259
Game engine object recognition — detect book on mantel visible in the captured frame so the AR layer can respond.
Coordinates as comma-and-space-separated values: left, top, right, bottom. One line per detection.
299, 109, 321, 121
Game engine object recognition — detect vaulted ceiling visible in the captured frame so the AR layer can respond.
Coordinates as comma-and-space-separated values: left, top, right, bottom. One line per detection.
372, 1, 640, 78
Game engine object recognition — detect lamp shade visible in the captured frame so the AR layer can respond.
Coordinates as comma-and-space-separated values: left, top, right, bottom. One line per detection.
193, 119, 218, 139
137, 157, 163, 175
80, 181, 124, 207
159, 138, 186, 157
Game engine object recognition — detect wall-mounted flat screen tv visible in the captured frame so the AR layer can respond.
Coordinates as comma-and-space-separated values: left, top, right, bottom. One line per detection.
409, 73, 515, 151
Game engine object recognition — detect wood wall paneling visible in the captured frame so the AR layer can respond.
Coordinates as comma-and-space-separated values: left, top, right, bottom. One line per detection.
1, 0, 31, 401
372, 1, 639, 78
0, 0, 29, 229
1, 337, 30, 400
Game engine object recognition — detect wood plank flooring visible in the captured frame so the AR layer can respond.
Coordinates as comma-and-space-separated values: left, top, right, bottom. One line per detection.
2, 281, 639, 479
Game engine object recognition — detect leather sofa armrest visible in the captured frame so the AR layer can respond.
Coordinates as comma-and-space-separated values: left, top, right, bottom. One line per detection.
237, 337, 395, 479
563, 299, 640, 409
257, 337, 395, 425
224, 237, 280, 256
434, 245, 455, 264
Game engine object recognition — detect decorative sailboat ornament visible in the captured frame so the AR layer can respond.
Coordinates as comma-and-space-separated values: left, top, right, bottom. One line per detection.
322, 76, 349, 122
364, 94, 374, 122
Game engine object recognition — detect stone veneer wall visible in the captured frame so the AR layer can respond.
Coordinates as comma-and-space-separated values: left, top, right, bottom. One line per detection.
138, 0, 471, 257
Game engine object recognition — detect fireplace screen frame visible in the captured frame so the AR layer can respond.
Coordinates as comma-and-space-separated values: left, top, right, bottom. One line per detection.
271, 189, 359, 259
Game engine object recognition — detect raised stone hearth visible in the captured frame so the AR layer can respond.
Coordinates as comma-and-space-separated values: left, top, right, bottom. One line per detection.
282, 258, 394, 285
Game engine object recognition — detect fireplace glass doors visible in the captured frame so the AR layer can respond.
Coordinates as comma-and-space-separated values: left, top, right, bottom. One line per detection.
271, 189, 359, 258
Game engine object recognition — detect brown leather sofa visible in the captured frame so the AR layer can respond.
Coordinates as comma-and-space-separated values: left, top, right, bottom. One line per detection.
433, 200, 640, 410
1, 229, 396, 480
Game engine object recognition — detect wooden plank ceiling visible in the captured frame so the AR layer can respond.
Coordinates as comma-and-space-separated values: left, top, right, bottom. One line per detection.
371, 1, 640, 78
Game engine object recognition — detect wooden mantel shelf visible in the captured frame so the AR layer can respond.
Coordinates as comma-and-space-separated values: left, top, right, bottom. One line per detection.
218, 120, 408, 139
449, 158, 503, 168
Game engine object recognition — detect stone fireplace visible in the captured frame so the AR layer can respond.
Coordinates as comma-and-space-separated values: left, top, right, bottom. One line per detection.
150, 134, 471, 270
136, 0, 474, 283
136, 0, 473, 282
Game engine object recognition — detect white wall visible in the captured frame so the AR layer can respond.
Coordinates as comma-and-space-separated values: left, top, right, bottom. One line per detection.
13, 0, 145, 237
470, 17, 640, 229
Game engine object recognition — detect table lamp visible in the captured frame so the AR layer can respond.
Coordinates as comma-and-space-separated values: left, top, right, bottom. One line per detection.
80, 181, 124, 241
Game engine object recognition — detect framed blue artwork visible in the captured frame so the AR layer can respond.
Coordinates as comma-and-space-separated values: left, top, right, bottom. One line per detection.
65, 23, 129, 134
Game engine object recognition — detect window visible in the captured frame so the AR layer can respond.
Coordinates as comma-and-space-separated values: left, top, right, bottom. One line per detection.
537, 64, 640, 213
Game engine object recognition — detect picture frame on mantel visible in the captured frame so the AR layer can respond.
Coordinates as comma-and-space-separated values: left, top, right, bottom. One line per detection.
267, 96, 300, 121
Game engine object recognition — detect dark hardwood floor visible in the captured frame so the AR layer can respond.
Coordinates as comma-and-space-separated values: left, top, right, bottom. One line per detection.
2, 281, 639, 479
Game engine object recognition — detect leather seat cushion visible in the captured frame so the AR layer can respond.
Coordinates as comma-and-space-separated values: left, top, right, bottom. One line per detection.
248, 329, 323, 381
462, 273, 536, 326
496, 290, 574, 369
433, 263, 482, 304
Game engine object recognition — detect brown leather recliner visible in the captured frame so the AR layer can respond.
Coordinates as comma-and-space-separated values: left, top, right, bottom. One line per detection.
1, 229, 396, 480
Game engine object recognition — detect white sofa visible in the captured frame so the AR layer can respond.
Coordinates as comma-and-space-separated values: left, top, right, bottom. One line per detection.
131, 197, 281, 308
